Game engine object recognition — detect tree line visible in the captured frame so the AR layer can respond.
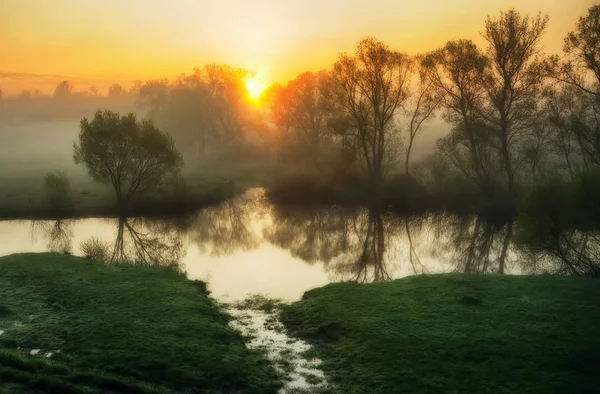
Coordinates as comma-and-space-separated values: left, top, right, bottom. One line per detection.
9, 6, 600, 214
124, 6, 600, 202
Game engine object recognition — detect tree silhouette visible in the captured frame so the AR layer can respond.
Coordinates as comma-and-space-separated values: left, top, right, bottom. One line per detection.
546, 5, 600, 97
108, 83, 126, 97
73, 110, 184, 211
53, 80, 74, 99
30, 220, 73, 254
423, 40, 496, 194
403, 56, 442, 175
332, 38, 411, 185
109, 217, 184, 270
188, 193, 262, 256
481, 9, 549, 194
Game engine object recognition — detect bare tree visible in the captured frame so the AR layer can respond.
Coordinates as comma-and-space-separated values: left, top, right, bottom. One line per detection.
267, 71, 334, 171
546, 5, 600, 97
403, 57, 442, 175
332, 38, 412, 185
544, 84, 600, 171
481, 10, 549, 194
423, 40, 495, 193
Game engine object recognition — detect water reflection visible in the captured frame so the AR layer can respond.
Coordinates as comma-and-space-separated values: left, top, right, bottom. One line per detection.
110, 217, 184, 269
189, 196, 262, 256
5, 189, 539, 300
30, 219, 73, 254
30, 217, 184, 269
429, 215, 515, 274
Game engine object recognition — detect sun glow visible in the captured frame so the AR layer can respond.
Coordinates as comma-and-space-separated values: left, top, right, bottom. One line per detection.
245, 76, 268, 101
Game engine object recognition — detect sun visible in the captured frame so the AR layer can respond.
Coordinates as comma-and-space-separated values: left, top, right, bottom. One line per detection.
245, 76, 267, 101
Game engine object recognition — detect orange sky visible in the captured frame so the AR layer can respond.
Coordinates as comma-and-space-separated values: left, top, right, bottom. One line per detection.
0, 0, 597, 94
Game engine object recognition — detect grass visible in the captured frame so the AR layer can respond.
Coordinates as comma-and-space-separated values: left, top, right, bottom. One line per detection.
0, 253, 281, 393
0, 156, 283, 219
281, 274, 600, 393
0, 168, 240, 220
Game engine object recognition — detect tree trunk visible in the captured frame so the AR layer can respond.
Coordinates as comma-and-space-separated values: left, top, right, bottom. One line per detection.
498, 220, 514, 274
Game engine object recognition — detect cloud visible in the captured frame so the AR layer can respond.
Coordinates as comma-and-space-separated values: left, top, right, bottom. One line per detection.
0, 70, 69, 80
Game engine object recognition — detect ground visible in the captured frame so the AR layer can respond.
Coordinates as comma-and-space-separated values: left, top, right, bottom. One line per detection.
0, 160, 278, 219
281, 274, 600, 394
0, 253, 281, 393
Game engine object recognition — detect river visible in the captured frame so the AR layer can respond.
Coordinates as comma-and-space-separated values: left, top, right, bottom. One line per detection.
0, 188, 541, 301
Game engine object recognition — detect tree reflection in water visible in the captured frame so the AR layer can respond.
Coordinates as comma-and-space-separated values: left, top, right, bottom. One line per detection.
265, 205, 402, 283
31, 217, 185, 270
427, 215, 516, 274
30, 219, 73, 254
109, 217, 185, 270
27, 190, 532, 282
266, 202, 522, 281
188, 195, 262, 257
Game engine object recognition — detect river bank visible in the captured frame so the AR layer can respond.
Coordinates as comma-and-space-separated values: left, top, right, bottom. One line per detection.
281, 274, 600, 393
0, 253, 281, 393
2, 253, 598, 393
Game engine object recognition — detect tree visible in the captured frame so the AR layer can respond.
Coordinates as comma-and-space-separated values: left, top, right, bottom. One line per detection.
89, 86, 99, 96
403, 57, 442, 174
73, 110, 184, 210
543, 85, 600, 175
268, 71, 334, 170
140, 66, 256, 160
44, 172, 71, 213
481, 10, 549, 194
546, 5, 600, 97
137, 79, 170, 116
423, 40, 495, 194
108, 83, 126, 97
332, 38, 411, 185
54, 80, 74, 98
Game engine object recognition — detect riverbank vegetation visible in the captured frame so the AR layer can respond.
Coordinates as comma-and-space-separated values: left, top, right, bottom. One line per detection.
3, 7, 600, 219
281, 274, 600, 393
0, 253, 281, 393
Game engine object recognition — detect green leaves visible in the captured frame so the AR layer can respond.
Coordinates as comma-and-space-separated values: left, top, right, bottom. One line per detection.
73, 110, 184, 210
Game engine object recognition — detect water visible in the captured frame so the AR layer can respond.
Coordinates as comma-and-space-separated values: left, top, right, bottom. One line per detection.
0, 189, 538, 301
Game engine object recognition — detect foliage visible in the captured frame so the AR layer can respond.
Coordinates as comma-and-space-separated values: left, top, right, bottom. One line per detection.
481, 10, 548, 193
53, 80, 74, 99
43, 172, 71, 213
73, 110, 184, 210
80, 237, 110, 261
332, 37, 412, 184
137, 65, 257, 161
516, 168, 600, 276
281, 274, 600, 393
546, 5, 600, 97
0, 253, 281, 393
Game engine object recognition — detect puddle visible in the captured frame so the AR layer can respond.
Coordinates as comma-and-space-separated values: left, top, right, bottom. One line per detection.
227, 305, 328, 393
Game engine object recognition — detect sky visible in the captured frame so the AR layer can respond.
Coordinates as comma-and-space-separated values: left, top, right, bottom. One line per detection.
0, 0, 597, 94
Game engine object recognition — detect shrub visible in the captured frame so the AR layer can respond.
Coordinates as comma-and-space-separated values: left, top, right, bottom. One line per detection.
80, 237, 110, 261
44, 172, 71, 213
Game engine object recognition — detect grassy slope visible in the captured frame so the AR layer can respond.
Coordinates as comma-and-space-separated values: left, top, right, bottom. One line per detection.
281, 274, 600, 394
0, 253, 280, 393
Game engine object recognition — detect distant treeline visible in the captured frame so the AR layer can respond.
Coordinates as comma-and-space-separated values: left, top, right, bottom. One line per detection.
2, 6, 600, 212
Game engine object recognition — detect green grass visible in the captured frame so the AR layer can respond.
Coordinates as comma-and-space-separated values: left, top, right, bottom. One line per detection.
0, 170, 239, 219
281, 274, 600, 394
0, 253, 281, 393
0, 159, 279, 219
